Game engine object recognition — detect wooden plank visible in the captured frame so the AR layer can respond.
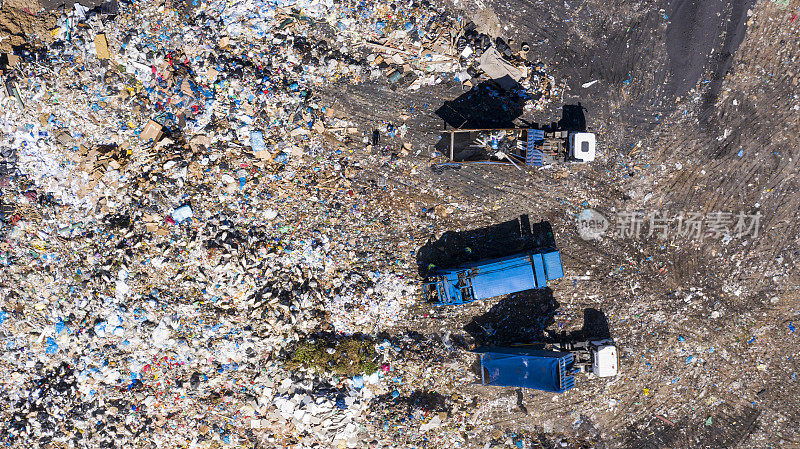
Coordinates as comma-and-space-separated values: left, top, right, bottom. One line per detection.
450, 131, 455, 160
95, 33, 110, 59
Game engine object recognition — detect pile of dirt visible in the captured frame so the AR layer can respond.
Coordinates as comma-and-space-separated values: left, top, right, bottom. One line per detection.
0, 0, 56, 53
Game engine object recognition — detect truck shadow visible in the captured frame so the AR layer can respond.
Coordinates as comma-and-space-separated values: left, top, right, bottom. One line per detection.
535, 103, 589, 133
553, 307, 611, 341
434, 80, 527, 130
370, 389, 451, 415
556, 103, 587, 132
467, 306, 612, 348
415, 215, 556, 278
464, 288, 560, 348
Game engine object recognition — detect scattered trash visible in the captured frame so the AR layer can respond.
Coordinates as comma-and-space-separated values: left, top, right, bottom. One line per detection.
655, 415, 676, 426
0, 0, 789, 447
478, 47, 525, 90
170, 205, 193, 223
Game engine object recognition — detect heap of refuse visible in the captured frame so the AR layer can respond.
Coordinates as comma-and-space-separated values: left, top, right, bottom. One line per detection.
0, 0, 566, 447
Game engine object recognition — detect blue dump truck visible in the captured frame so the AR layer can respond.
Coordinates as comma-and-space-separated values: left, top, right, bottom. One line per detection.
423, 250, 563, 305
475, 340, 619, 393
477, 347, 576, 393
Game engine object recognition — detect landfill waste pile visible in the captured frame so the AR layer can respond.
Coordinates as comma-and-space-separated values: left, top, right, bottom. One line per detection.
2, 0, 799, 448
0, 1, 569, 448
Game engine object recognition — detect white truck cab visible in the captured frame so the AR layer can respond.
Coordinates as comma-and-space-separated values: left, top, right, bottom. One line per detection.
570, 132, 596, 162
591, 342, 619, 377
561, 337, 619, 378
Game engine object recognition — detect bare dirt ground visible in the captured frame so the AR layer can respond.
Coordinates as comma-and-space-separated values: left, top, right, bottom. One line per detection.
0, 0, 55, 52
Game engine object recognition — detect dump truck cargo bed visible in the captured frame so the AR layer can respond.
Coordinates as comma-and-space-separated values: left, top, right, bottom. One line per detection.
477, 347, 576, 393
425, 250, 563, 305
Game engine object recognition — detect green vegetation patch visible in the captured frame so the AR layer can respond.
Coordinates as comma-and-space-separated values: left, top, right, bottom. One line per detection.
287, 338, 377, 376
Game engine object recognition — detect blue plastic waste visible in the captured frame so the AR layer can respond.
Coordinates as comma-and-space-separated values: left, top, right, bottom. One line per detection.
45, 337, 59, 354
